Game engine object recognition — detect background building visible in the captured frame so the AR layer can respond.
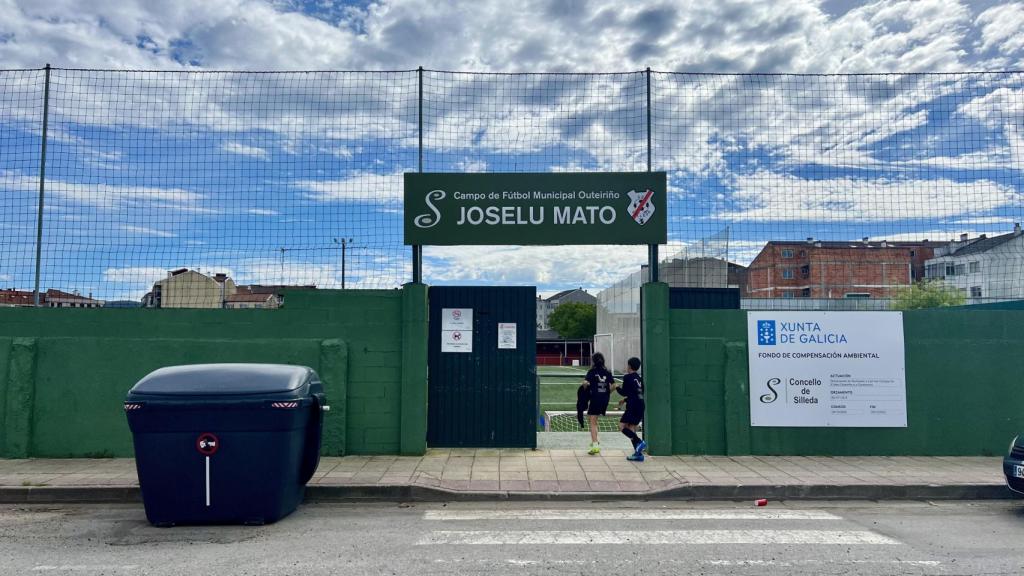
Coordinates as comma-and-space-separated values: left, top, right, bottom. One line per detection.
142, 269, 316, 309
142, 269, 237, 309
745, 239, 943, 300
43, 289, 103, 308
1, 289, 102, 308
925, 225, 1024, 301
535, 288, 595, 331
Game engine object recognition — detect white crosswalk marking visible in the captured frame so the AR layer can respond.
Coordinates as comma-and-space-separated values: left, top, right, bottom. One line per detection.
425, 509, 841, 521
418, 529, 900, 545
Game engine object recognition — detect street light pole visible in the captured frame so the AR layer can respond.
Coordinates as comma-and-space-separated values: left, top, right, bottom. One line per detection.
334, 238, 353, 289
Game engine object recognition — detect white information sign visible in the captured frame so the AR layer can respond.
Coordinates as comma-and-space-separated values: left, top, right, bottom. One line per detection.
498, 323, 517, 349
442, 308, 473, 331
747, 311, 907, 428
441, 329, 472, 353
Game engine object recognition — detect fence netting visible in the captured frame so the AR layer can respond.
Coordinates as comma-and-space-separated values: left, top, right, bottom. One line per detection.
1, 69, 1021, 309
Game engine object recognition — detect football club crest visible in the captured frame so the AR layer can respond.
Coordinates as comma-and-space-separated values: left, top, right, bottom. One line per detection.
627, 189, 655, 225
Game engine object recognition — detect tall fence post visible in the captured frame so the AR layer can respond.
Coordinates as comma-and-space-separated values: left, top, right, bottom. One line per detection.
33, 64, 52, 307
645, 67, 658, 283
412, 66, 424, 283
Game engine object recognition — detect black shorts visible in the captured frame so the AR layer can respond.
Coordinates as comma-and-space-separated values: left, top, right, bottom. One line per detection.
620, 402, 645, 425
587, 396, 610, 416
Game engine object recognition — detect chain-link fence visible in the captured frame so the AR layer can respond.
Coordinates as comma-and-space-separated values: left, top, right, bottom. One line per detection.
1, 68, 1021, 308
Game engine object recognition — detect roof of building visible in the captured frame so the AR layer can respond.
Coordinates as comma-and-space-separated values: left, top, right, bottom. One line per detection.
45, 289, 100, 302
944, 231, 1023, 257
767, 240, 946, 249
544, 288, 595, 303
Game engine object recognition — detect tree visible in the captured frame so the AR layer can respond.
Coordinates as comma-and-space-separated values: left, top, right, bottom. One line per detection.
548, 302, 597, 339
890, 280, 966, 310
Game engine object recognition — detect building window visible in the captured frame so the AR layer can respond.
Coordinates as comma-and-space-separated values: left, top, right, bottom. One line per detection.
798, 250, 806, 258
971, 286, 982, 298
800, 265, 810, 279
954, 264, 966, 276
781, 249, 794, 258
910, 250, 916, 257
925, 263, 942, 279
781, 268, 795, 279
945, 263, 956, 276
969, 261, 980, 274
844, 293, 871, 299
801, 288, 811, 298
782, 291, 794, 299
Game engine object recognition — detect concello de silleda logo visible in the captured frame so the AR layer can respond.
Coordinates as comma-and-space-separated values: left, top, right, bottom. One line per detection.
414, 189, 445, 228
627, 188, 655, 225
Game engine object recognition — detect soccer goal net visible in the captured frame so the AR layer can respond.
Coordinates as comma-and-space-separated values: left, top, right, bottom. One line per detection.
542, 411, 643, 433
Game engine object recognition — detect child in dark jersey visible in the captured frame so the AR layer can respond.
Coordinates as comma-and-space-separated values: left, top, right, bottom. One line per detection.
583, 352, 614, 455
616, 357, 647, 461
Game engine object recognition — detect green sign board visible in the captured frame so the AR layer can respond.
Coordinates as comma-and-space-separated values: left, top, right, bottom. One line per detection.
404, 172, 667, 245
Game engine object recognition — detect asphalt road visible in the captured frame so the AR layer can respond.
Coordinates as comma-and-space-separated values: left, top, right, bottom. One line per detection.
2, 500, 1023, 575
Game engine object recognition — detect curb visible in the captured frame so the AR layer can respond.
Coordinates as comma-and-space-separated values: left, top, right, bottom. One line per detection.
3, 483, 1014, 505
0, 486, 141, 504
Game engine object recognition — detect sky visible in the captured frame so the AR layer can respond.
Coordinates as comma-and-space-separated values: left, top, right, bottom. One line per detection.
1, 0, 1023, 300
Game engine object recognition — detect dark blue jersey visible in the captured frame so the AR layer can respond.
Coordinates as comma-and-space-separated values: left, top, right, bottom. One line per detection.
585, 366, 615, 401
617, 372, 644, 406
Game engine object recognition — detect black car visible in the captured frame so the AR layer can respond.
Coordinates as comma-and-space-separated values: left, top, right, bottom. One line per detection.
1004, 435, 1024, 494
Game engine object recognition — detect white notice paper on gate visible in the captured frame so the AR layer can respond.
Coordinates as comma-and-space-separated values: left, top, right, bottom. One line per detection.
442, 308, 473, 331
747, 311, 907, 427
442, 329, 472, 353
498, 323, 517, 349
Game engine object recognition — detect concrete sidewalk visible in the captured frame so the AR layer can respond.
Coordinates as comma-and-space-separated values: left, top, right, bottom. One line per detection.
0, 450, 1014, 503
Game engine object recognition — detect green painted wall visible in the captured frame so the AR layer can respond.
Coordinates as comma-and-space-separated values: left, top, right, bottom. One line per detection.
0, 289, 428, 458
667, 309, 1024, 456
641, 283, 672, 456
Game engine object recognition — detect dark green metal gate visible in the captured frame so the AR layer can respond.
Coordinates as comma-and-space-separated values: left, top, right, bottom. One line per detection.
427, 286, 537, 448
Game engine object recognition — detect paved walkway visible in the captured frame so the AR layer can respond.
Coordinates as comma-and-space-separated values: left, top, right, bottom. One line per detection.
0, 451, 1011, 503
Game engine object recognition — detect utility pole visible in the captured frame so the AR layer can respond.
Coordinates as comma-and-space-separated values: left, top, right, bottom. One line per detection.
278, 247, 287, 285
334, 238, 353, 289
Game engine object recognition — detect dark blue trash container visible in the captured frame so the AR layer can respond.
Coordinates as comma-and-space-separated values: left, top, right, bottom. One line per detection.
125, 363, 328, 526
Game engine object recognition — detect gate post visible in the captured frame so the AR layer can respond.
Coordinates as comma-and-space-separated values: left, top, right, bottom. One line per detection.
400, 282, 428, 455
641, 282, 672, 455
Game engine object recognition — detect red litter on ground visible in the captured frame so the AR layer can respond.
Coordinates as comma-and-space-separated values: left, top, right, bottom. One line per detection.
754, 498, 768, 507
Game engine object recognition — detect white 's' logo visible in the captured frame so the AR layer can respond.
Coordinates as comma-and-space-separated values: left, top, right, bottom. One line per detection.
627, 189, 655, 225
413, 189, 445, 228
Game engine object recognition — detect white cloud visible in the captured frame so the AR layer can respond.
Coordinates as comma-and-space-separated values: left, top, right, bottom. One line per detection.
718, 171, 1020, 222
222, 142, 269, 160
0, 1, 1004, 73
102, 266, 174, 285
0, 274, 12, 282
297, 170, 405, 203
1, 171, 208, 211
975, 3, 1024, 56
122, 225, 176, 237
247, 208, 280, 216
957, 87, 1024, 127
